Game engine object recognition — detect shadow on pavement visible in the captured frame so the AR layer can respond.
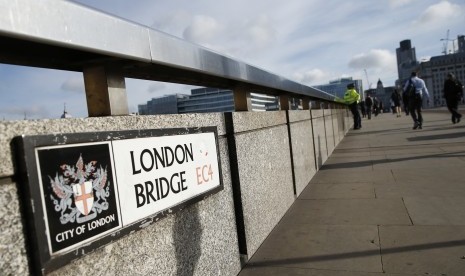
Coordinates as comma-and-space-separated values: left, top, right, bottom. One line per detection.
246, 239, 465, 268
407, 131, 465, 141
320, 151, 465, 170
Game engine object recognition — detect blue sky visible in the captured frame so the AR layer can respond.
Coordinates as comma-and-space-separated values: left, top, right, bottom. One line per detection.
0, 0, 464, 120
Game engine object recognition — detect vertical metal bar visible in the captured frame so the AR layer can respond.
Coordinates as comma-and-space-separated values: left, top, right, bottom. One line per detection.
224, 112, 248, 263
285, 111, 297, 197
83, 66, 129, 117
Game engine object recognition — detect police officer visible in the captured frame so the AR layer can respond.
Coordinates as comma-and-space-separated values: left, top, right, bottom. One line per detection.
344, 83, 361, 130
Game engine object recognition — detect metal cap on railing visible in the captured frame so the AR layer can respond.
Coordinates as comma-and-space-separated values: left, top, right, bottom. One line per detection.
0, 0, 339, 116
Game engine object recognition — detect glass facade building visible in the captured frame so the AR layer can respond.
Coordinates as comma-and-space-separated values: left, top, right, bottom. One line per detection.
138, 88, 280, 115
313, 77, 364, 99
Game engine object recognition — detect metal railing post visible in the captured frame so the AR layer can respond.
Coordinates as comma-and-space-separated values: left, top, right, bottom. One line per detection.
83, 65, 129, 117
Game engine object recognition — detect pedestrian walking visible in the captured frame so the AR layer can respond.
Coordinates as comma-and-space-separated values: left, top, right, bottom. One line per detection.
360, 100, 366, 118
391, 88, 402, 117
373, 97, 379, 116
402, 88, 409, 116
443, 73, 463, 124
365, 95, 373, 120
403, 72, 430, 129
344, 83, 361, 130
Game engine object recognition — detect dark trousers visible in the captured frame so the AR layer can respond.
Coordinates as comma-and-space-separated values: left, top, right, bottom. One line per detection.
366, 106, 372, 119
409, 96, 423, 125
446, 99, 461, 123
349, 102, 361, 128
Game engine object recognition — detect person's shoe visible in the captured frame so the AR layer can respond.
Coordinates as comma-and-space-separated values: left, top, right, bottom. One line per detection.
413, 122, 419, 129
418, 124, 422, 129
458, 115, 462, 123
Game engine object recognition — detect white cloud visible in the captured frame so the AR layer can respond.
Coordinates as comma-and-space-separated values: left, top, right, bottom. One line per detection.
414, 1, 464, 27
293, 69, 328, 85
182, 15, 223, 44
244, 15, 276, 48
61, 77, 85, 93
348, 49, 396, 70
152, 11, 192, 35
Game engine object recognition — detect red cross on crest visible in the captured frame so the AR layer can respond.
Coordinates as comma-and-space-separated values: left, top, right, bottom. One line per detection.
72, 181, 94, 216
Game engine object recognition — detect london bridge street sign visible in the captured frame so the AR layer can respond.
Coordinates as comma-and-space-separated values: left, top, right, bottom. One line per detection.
15, 127, 223, 274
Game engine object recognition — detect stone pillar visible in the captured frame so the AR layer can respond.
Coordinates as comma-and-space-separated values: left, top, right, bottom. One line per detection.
301, 97, 310, 110
279, 95, 290, 110
233, 86, 252, 111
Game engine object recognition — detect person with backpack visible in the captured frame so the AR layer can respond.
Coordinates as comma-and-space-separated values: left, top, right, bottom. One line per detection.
443, 73, 463, 124
403, 71, 430, 129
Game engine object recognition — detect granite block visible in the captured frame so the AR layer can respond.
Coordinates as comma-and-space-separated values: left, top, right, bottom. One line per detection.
235, 125, 294, 259
289, 120, 316, 196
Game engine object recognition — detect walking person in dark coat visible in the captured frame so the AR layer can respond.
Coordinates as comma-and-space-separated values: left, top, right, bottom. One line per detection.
391, 88, 402, 117
365, 95, 373, 119
360, 100, 366, 118
373, 97, 379, 116
402, 89, 409, 115
443, 73, 463, 124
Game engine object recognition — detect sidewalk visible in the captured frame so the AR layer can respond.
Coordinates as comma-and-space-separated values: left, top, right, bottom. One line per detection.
239, 107, 465, 276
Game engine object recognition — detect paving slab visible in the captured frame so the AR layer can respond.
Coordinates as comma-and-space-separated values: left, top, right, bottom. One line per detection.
239, 267, 413, 276
372, 152, 465, 171
380, 226, 465, 276
246, 224, 383, 273
280, 199, 412, 226
390, 166, 465, 184
403, 196, 465, 225
310, 170, 394, 184
320, 156, 373, 171
300, 182, 375, 199
375, 181, 465, 198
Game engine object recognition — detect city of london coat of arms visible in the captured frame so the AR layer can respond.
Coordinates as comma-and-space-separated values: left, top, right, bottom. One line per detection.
49, 154, 110, 224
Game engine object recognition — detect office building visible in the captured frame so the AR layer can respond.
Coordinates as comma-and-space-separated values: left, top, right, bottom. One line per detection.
420, 35, 465, 107
396, 39, 419, 84
313, 78, 364, 99
138, 87, 280, 115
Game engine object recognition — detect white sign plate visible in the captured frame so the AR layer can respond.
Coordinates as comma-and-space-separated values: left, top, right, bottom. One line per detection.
112, 132, 221, 225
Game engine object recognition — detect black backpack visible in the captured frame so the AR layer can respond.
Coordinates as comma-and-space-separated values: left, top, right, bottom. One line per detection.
405, 79, 416, 98
455, 80, 463, 96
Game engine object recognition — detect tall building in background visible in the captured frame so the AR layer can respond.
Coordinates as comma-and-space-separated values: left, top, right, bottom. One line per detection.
313, 77, 364, 99
396, 40, 419, 84
420, 35, 465, 107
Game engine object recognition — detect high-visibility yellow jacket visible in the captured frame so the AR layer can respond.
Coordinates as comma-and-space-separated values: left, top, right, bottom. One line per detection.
344, 88, 360, 105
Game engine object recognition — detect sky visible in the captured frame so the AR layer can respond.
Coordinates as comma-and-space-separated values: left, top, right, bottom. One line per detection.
0, 0, 464, 120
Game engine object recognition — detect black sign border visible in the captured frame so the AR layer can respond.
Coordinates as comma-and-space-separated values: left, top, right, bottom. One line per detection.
14, 126, 223, 275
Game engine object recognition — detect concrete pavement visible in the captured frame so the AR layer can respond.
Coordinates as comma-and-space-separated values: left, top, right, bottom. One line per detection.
239, 107, 465, 276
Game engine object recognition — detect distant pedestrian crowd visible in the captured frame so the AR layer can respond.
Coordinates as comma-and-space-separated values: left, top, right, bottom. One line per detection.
347, 71, 463, 131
